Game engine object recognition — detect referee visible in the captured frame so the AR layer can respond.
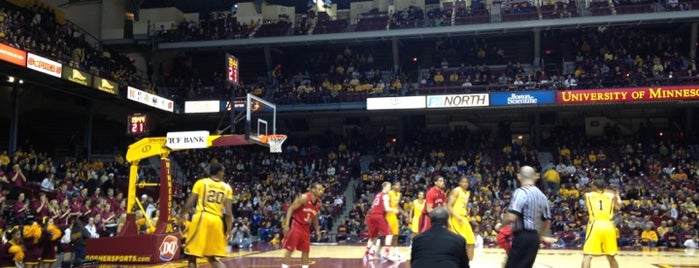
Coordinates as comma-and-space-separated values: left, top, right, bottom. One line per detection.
497, 165, 556, 268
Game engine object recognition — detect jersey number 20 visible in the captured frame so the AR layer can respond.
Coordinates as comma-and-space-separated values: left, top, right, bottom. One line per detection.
206, 190, 225, 204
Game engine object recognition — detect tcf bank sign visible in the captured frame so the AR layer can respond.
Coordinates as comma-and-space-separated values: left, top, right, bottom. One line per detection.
166, 131, 210, 150
427, 93, 490, 108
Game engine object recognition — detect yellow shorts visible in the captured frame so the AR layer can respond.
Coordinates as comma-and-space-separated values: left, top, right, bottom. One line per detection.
185, 212, 227, 258
583, 220, 618, 256
385, 213, 399, 235
410, 215, 421, 234
448, 215, 475, 244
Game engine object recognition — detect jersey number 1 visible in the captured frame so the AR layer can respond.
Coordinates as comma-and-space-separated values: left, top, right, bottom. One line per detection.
599, 200, 603, 210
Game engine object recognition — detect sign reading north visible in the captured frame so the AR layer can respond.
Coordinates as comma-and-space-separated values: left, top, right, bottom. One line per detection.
62, 66, 92, 86
166, 131, 210, 150
26, 53, 61, 78
93, 76, 119, 95
426, 94, 489, 108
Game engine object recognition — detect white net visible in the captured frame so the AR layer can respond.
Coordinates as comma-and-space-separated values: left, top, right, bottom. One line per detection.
266, 134, 287, 153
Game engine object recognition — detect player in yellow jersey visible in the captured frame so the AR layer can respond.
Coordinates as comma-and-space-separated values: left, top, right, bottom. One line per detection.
447, 176, 476, 261
581, 179, 621, 268
409, 191, 425, 241
180, 163, 234, 268
386, 181, 409, 260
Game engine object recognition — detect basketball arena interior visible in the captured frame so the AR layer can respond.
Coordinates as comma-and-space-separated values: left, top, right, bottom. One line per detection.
0, 0, 699, 267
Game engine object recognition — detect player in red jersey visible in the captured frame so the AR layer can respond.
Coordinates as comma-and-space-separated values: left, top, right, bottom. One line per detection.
419, 176, 447, 233
364, 182, 400, 261
282, 182, 325, 268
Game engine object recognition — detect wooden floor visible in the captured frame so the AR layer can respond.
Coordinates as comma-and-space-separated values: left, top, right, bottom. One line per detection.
100, 245, 699, 268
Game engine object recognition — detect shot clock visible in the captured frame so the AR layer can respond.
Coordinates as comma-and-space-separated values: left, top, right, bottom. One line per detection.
128, 113, 148, 136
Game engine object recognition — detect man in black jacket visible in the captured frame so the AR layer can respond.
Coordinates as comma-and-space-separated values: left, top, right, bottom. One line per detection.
410, 206, 469, 268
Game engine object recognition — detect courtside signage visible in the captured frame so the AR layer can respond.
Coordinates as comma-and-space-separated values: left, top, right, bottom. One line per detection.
166, 131, 209, 150
0, 43, 26, 66
26, 53, 61, 78
127, 86, 174, 112
62, 66, 92, 86
93, 76, 119, 95
184, 100, 220, 113
557, 85, 699, 104
366, 96, 426, 110
426, 93, 489, 108
490, 91, 555, 106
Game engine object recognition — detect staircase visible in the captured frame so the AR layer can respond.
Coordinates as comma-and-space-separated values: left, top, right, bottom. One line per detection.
330, 153, 375, 238
538, 151, 554, 170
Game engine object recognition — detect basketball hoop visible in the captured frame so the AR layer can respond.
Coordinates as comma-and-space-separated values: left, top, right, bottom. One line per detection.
260, 134, 287, 153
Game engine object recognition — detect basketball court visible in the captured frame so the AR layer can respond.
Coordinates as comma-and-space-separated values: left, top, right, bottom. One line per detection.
98, 246, 699, 267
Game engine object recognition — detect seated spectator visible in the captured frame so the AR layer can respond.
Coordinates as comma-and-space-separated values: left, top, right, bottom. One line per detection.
640, 223, 658, 247
229, 222, 253, 249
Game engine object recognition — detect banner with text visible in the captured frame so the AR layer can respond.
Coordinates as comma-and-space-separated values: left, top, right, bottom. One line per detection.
61, 66, 92, 86
426, 93, 489, 108
26, 53, 61, 78
93, 76, 119, 95
0, 43, 26, 66
490, 91, 556, 106
557, 85, 699, 104
166, 131, 210, 150
366, 96, 426, 110
185, 100, 220, 113
127, 86, 174, 112
221, 100, 246, 112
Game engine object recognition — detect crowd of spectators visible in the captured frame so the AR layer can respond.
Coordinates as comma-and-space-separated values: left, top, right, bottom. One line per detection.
170, 135, 362, 245
0, 2, 152, 93
151, 23, 697, 107
335, 123, 699, 250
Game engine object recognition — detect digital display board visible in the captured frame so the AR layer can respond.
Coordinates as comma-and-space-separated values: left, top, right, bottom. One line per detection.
226, 53, 239, 86
128, 114, 148, 135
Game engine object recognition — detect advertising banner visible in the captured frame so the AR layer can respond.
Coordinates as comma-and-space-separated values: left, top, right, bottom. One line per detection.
26, 53, 61, 78
166, 131, 210, 150
184, 100, 220, 113
366, 96, 426, 110
62, 66, 92, 86
490, 91, 556, 106
221, 100, 246, 112
127, 86, 174, 112
0, 43, 26, 66
557, 85, 699, 104
93, 76, 119, 95
426, 93, 489, 108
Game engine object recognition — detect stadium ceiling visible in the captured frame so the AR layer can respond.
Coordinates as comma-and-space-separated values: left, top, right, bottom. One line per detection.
157, 10, 699, 51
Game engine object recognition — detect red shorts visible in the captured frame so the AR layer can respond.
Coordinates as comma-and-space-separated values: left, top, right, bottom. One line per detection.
366, 214, 390, 238
497, 225, 513, 254
419, 212, 431, 233
283, 225, 311, 252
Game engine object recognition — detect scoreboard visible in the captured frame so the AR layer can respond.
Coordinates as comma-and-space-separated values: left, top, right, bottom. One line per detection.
128, 113, 148, 135
226, 53, 239, 86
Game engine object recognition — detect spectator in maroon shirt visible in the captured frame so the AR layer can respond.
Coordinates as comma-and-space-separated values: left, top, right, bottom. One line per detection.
663, 229, 681, 248
9, 164, 26, 187
33, 192, 50, 220
13, 192, 29, 225
0, 169, 7, 183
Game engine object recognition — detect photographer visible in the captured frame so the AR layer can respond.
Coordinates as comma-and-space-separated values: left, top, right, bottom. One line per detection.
229, 222, 252, 249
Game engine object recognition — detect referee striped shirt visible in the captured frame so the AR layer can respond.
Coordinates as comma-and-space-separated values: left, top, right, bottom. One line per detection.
507, 185, 551, 233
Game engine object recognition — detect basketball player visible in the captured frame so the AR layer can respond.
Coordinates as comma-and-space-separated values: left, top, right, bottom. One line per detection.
365, 182, 400, 261
447, 176, 476, 261
180, 163, 234, 268
581, 179, 621, 268
409, 191, 425, 241
386, 181, 409, 259
282, 182, 325, 268
419, 176, 446, 233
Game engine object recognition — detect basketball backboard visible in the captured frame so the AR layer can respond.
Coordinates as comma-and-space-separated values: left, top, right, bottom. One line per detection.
245, 93, 277, 148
